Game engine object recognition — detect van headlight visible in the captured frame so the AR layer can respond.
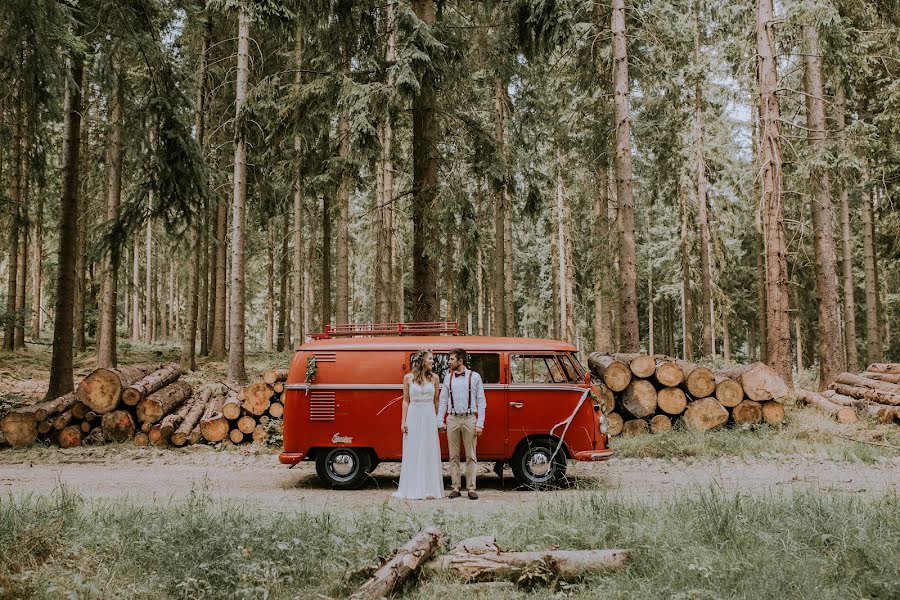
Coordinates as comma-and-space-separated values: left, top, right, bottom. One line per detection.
599, 414, 607, 434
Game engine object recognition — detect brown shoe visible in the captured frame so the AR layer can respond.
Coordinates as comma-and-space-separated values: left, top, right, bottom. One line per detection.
449, 490, 461, 499
467, 491, 478, 500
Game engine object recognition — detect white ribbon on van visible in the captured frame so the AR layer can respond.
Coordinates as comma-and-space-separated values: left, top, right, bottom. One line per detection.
547, 387, 591, 467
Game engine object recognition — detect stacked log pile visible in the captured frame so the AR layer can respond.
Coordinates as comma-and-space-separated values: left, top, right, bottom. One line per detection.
588, 353, 788, 435
0, 365, 289, 448
798, 363, 900, 425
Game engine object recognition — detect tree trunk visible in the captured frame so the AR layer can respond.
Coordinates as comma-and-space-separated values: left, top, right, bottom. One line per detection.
199, 206, 209, 355
679, 186, 693, 360
833, 85, 857, 372
830, 382, 900, 407
593, 167, 613, 353
136, 380, 192, 425
145, 181, 155, 344
211, 197, 227, 358
278, 215, 290, 350
1, 101, 14, 351
101, 410, 135, 442
694, 14, 713, 358
321, 194, 332, 328
350, 527, 443, 600
46, 55, 84, 401
557, 154, 575, 342
29, 179, 43, 339
757, 0, 792, 386
227, 7, 250, 382
171, 384, 221, 446
611, 0, 639, 351
801, 17, 842, 389
548, 191, 560, 339
265, 221, 275, 350
122, 363, 183, 406
796, 388, 857, 423
14, 137, 28, 350
74, 65, 90, 353
492, 75, 507, 337
336, 108, 350, 325
861, 178, 881, 364
612, 353, 656, 378
411, 0, 439, 322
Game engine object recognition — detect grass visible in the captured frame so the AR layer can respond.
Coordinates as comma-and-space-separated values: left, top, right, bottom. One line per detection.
0, 485, 897, 599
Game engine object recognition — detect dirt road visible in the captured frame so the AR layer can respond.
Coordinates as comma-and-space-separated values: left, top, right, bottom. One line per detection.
1, 446, 896, 513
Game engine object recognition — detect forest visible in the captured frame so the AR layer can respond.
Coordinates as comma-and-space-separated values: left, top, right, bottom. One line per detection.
0, 0, 897, 396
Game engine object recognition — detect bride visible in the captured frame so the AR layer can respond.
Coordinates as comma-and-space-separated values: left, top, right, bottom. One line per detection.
393, 349, 444, 499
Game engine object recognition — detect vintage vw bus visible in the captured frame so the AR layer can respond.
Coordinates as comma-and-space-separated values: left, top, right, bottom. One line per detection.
280, 322, 612, 489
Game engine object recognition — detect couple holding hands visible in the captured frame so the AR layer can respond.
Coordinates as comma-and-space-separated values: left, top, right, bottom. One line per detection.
392, 348, 486, 500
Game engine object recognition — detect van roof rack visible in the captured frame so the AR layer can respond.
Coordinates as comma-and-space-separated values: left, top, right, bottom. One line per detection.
311, 321, 460, 339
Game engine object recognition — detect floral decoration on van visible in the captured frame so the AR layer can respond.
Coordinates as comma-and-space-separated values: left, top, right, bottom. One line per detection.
305, 355, 318, 395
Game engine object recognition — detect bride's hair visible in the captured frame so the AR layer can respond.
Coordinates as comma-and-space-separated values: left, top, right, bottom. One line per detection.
410, 349, 433, 385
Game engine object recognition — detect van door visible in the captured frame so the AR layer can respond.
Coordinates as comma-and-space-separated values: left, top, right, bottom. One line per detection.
466, 352, 506, 459
508, 354, 588, 442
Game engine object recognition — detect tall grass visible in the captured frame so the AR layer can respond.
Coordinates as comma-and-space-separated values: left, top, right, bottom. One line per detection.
1, 485, 896, 599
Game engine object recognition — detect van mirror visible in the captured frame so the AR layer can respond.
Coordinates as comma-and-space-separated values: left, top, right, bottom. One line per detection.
584, 372, 591, 385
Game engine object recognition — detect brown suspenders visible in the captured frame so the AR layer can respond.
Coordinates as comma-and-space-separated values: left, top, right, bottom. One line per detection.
449, 370, 475, 415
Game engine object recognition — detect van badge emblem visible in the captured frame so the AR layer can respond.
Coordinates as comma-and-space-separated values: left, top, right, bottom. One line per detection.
332, 433, 352, 444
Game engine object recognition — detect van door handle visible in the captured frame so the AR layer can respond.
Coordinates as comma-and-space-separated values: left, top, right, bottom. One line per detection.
509, 402, 523, 408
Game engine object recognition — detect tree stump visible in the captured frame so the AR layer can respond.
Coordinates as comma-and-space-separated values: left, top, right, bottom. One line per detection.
587, 354, 631, 392
682, 397, 728, 431
657, 387, 686, 415
621, 379, 657, 418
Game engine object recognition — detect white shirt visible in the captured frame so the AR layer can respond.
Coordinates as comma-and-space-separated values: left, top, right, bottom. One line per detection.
437, 368, 487, 428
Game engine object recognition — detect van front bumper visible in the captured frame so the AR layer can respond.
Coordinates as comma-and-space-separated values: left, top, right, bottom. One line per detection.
279, 452, 305, 465
573, 450, 613, 462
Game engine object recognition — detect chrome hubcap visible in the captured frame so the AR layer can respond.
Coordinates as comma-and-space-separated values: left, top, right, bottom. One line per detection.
329, 451, 356, 479
526, 450, 552, 478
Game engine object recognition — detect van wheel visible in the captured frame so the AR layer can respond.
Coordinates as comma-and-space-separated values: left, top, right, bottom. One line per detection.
511, 438, 567, 489
315, 448, 371, 489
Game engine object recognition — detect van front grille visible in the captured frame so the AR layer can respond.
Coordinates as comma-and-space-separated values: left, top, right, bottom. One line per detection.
309, 391, 336, 421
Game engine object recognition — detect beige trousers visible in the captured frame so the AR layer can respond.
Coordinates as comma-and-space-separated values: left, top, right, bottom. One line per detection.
447, 414, 477, 491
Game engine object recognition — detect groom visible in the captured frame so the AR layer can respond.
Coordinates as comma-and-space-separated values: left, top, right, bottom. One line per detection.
437, 348, 487, 499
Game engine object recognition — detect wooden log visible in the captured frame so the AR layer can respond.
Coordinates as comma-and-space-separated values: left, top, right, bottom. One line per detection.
83, 427, 104, 446
268, 401, 284, 419
612, 353, 656, 378
761, 400, 785, 425
796, 388, 857, 424
171, 384, 223, 446
271, 382, 285, 394
136, 380, 193, 424
148, 426, 167, 446
682, 397, 728, 431
657, 387, 686, 415
834, 372, 900, 396
263, 369, 289, 385
160, 395, 195, 439
654, 359, 684, 387
222, 390, 242, 420
649, 414, 672, 433
731, 400, 763, 425
822, 390, 898, 424
84, 411, 96, 423
77, 364, 159, 414
621, 419, 649, 435
229, 429, 244, 444
426, 545, 629, 582
866, 363, 900, 375
259, 415, 270, 425
862, 371, 900, 384
101, 410, 136, 442
189, 425, 202, 445
252, 425, 268, 443
0, 412, 37, 447
133, 432, 149, 446
37, 420, 52, 434
200, 393, 229, 443
606, 412, 623, 436
237, 414, 256, 434
587, 354, 631, 392
831, 382, 900, 407
122, 363, 182, 406
58, 425, 83, 448
71, 401, 90, 420
53, 410, 73, 431
140, 422, 151, 434
717, 362, 789, 401
675, 360, 716, 399
590, 381, 615, 414
714, 376, 744, 408
621, 379, 657, 418
349, 527, 442, 600
239, 383, 273, 416
79, 421, 91, 433
32, 392, 77, 421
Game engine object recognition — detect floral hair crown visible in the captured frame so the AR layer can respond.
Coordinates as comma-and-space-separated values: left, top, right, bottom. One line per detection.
412, 349, 433, 365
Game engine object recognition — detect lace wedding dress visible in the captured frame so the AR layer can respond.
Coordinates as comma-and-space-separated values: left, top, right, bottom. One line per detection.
393, 379, 444, 499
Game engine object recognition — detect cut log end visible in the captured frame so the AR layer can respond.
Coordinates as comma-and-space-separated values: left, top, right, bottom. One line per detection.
606, 412, 624, 437
715, 378, 744, 408
622, 379, 657, 418
682, 397, 728, 432
621, 419, 649, 435
731, 399, 763, 425
649, 414, 672, 433
0, 413, 38, 448
657, 387, 686, 415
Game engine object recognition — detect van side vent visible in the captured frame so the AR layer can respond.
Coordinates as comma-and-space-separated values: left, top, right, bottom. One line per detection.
313, 353, 337, 362
309, 391, 336, 421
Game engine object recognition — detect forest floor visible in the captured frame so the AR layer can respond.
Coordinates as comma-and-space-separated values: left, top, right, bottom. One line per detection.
1, 342, 898, 598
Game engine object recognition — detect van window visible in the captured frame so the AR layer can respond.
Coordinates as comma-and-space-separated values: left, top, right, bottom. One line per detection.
558, 354, 583, 382
428, 353, 500, 384
510, 355, 566, 384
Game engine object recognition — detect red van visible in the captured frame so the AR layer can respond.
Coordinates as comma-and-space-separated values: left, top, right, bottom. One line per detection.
280, 322, 612, 489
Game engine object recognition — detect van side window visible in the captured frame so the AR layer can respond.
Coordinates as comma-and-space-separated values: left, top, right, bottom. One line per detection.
431, 353, 450, 382
468, 354, 501, 384
557, 355, 583, 383
510, 355, 565, 384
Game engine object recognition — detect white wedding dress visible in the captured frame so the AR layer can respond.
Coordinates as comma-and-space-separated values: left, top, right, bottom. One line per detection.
393, 380, 444, 499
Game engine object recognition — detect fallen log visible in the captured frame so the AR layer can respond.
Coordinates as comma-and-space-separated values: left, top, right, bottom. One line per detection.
172, 384, 224, 446
72, 401, 90, 420
714, 376, 744, 408
796, 388, 857, 424
866, 363, 900, 375
263, 369, 289, 385
33, 392, 78, 421
761, 400, 785, 425
268, 401, 284, 419
654, 359, 684, 387
240, 383, 273, 416
58, 425, 83, 448
122, 363, 182, 406
657, 387, 686, 415
863, 371, 900, 384
136, 380, 192, 424
674, 360, 716, 399
621, 379, 657, 418
587, 354, 631, 392
606, 412, 623, 436
223, 390, 242, 420
0, 412, 37, 447
349, 526, 442, 600
189, 425, 203, 445
717, 362, 789, 401
200, 393, 229, 443
822, 390, 898, 424
53, 410, 73, 431
101, 410, 137, 442
612, 353, 656, 378
159, 395, 196, 439
682, 397, 728, 431
834, 372, 900, 396
830, 382, 900, 407
621, 419, 649, 435
650, 414, 672, 433
731, 400, 763, 425
77, 364, 159, 414
38, 420, 52, 434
